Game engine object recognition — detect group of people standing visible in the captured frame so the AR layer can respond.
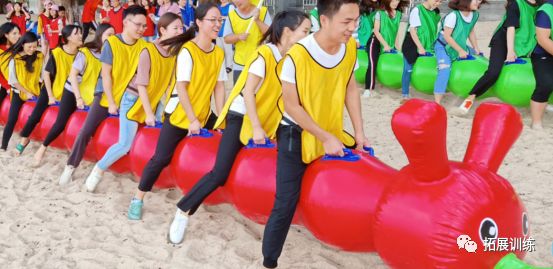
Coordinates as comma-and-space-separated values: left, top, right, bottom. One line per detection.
0, 0, 552, 268
333, 0, 552, 128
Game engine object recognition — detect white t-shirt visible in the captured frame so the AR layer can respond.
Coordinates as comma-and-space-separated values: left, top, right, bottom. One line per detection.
442, 11, 474, 31
409, 7, 422, 29
229, 43, 281, 115
222, 7, 273, 71
165, 44, 228, 114
280, 34, 358, 125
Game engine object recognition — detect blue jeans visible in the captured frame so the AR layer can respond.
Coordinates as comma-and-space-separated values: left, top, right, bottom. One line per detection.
434, 40, 451, 95
434, 34, 476, 94
401, 57, 414, 96
97, 91, 139, 170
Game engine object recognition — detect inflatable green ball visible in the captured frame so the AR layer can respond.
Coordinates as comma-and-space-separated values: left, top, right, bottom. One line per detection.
448, 55, 489, 98
355, 49, 369, 84
493, 58, 536, 107
376, 51, 404, 89
411, 55, 437, 95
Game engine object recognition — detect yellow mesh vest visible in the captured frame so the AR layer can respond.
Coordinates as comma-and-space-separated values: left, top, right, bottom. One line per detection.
214, 44, 283, 145
99, 35, 146, 108
169, 42, 224, 129
126, 43, 176, 123
228, 6, 267, 66
78, 47, 102, 106
13, 52, 44, 101
51, 47, 77, 100
287, 38, 357, 164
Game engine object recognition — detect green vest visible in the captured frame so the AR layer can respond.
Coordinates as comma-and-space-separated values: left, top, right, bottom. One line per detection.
377, 10, 402, 50
359, 12, 375, 47
442, 10, 479, 59
494, 0, 538, 57
538, 3, 553, 40
413, 4, 441, 52
310, 8, 319, 23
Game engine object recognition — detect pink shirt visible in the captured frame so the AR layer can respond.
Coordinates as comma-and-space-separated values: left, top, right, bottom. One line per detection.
158, 2, 180, 17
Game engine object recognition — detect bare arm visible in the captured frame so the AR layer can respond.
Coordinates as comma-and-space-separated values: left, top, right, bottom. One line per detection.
224, 33, 247, 44
410, 27, 426, 54
175, 81, 201, 133
282, 81, 344, 156
43, 70, 55, 99
13, 82, 34, 97
373, 18, 391, 50
101, 63, 118, 113
213, 81, 225, 116
137, 84, 155, 122
242, 73, 265, 142
443, 26, 468, 58
68, 67, 82, 96
345, 74, 368, 147
536, 27, 553, 56
254, 17, 269, 34
468, 27, 480, 54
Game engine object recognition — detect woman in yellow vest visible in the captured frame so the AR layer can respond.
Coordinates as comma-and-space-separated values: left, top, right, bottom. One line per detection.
32, 24, 115, 166
128, 2, 227, 219
0, 23, 21, 108
165, 10, 312, 244
223, 0, 272, 83
14, 25, 82, 155
0, 32, 44, 152
85, 13, 183, 192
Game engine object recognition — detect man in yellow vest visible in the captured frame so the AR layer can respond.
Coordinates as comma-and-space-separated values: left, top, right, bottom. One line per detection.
223, 0, 272, 83
261, 1, 370, 268
84, 5, 148, 191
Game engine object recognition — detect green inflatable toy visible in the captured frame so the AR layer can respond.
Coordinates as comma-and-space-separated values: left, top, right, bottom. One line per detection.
355, 49, 369, 84
448, 54, 490, 98
411, 53, 437, 95
493, 58, 536, 107
376, 50, 404, 89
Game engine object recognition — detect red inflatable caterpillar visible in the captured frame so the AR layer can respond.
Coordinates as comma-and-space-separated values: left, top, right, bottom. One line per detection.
0, 98, 539, 268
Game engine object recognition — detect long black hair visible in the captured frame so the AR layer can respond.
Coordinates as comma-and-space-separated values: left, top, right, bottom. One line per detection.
0, 22, 20, 46
84, 23, 114, 53
58, 24, 83, 48
161, 2, 219, 56
1, 32, 39, 72
259, 10, 309, 46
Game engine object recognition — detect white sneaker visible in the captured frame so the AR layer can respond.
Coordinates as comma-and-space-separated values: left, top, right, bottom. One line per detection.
458, 99, 474, 114
59, 165, 75, 185
362, 89, 372, 98
546, 105, 553, 112
85, 165, 103, 192
168, 209, 189, 244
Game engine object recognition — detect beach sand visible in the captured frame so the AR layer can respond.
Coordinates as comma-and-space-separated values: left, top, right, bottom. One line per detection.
0, 20, 552, 268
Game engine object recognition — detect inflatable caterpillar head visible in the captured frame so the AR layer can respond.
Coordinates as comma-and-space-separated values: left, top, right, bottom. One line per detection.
374, 100, 529, 269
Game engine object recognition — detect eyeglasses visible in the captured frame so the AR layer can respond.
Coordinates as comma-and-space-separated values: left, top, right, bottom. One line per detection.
203, 18, 225, 24
128, 20, 148, 29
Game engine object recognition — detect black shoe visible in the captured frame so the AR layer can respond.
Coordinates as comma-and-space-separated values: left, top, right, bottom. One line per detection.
226, 67, 232, 74
263, 258, 278, 268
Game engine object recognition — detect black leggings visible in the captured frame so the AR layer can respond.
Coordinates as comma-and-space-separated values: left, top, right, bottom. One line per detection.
138, 113, 218, 192
365, 35, 381, 90
1, 93, 25, 150
469, 33, 507, 97
176, 112, 244, 215
66, 94, 109, 167
20, 87, 49, 138
531, 54, 553, 103
82, 22, 97, 42
43, 89, 77, 147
